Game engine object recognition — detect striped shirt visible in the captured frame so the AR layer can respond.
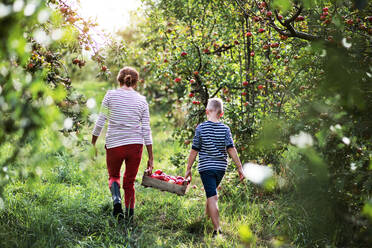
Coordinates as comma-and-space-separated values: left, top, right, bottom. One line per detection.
92, 88, 152, 149
192, 121, 234, 172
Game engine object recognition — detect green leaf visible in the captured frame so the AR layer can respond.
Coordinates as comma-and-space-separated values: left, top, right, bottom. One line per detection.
273, 0, 291, 13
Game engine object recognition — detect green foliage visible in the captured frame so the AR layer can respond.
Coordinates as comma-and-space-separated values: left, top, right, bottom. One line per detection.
136, 0, 372, 246
0, 0, 371, 247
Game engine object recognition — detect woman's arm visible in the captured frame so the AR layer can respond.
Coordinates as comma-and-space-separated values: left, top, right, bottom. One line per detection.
185, 149, 198, 181
145, 144, 153, 174
141, 101, 153, 173
91, 92, 110, 145
141, 102, 152, 146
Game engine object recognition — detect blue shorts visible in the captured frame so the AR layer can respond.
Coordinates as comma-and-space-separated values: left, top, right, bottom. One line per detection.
199, 170, 225, 198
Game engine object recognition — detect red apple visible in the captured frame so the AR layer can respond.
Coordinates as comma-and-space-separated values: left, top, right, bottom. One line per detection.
260, 2, 267, 8
323, 12, 328, 16
174, 77, 181, 83
181, 52, 188, 57
245, 31, 253, 37
253, 16, 261, 22
192, 100, 197, 105
244, 102, 249, 107
258, 85, 264, 90
27, 63, 34, 69
193, 71, 199, 76
189, 93, 194, 97
258, 28, 265, 33
322, 7, 328, 12
276, 55, 281, 59
241, 92, 247, 96
203, 48, 210, 53
190, 79, 196, 84
346, 19, 354, 25
164, 58, 168, 63
68, 16, 76, 23
320, 15, 326, 20
263, 44, 269, 50
250, 51, 255, 57
266, 11, 272, 17
280, 35, 288, 40
270, 42, 279, 48
278, 15, 283, 20
60, 7, 68, 13
101, 65, 107, 71
242, 81, 249, 86
295, 16, 304, 22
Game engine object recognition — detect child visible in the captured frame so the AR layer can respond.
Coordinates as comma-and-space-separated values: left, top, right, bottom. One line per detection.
185, 98, 245, 237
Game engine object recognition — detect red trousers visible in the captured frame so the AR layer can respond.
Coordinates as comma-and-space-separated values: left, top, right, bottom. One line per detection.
106, 144, 143, 209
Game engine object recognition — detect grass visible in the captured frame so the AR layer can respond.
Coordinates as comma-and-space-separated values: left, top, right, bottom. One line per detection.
0, 80, 299, 248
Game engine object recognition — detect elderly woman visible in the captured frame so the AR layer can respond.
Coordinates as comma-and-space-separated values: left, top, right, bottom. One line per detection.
92, 66, 153, 221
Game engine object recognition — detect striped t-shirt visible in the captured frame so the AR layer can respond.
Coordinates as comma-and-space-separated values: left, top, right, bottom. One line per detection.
192, 121, 234, 172
92, 88, 152, 149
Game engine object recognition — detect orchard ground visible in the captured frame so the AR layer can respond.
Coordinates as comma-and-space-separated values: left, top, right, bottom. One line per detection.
0, 80, 293, 248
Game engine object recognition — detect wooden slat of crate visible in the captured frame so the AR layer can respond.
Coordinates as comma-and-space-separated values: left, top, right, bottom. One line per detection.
141, 175, 189, 196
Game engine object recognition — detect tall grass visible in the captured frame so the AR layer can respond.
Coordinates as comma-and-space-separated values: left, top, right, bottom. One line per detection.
0, 81, 306, 247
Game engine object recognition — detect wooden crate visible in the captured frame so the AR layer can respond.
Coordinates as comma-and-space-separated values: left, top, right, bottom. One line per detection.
141, 173, 189, 196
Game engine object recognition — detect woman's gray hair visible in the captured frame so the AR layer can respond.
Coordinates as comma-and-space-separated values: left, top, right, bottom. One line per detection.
207, 98, 223, 115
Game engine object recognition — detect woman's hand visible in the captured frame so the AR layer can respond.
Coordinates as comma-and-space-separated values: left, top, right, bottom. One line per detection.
185, 169, 192, 182
146, 159, 153, 175
145, 144, 153, 175
91, 135, 98, 158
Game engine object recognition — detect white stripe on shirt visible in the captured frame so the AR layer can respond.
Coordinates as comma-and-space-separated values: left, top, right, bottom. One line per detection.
92, 88, 152, 148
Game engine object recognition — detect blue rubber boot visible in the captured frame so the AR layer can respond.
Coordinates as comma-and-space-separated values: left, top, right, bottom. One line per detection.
110, 182, 124, 220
